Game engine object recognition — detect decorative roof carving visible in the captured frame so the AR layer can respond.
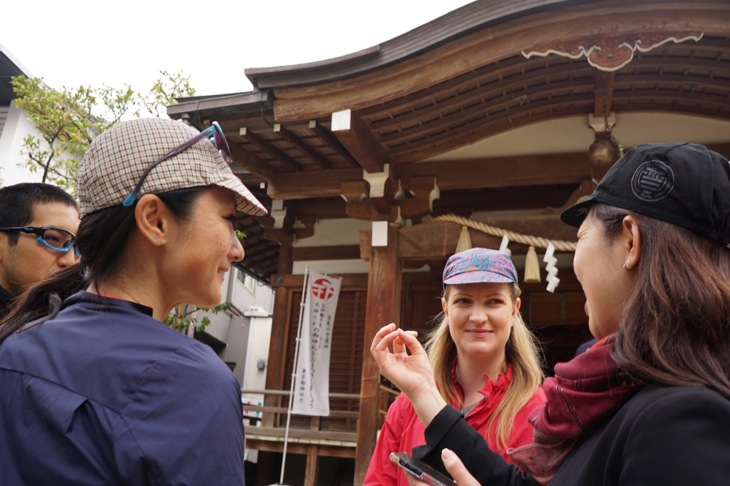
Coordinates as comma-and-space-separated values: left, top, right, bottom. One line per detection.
522, 32, 704, 72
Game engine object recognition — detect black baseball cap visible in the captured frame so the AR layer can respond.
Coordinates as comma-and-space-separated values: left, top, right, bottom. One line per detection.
561, 142, 730, 247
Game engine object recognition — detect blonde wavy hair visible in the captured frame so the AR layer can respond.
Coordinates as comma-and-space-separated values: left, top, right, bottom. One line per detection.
424, 284, 544, 450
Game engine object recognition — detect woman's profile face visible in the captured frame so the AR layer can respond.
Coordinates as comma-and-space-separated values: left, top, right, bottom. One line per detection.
573, 212, 632, 338
442, 282, 517, 364
161, 186, 244, 309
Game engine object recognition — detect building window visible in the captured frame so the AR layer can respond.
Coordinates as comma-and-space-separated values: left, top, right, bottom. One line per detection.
236, 269, 256, 293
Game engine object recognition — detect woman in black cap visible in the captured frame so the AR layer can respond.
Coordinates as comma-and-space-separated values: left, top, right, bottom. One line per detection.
0, 118, 267, 485
371, 142, 730, 485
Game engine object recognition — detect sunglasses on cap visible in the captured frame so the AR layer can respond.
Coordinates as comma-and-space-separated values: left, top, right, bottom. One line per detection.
122, 121, 232, 207
0, 226, 80, 257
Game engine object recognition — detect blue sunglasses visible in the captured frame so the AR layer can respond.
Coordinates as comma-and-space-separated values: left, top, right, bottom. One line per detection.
122, 121, 232, 207
0, 226, 80, 257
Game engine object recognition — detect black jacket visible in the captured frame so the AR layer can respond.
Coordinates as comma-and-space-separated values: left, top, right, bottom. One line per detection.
415, 385, 730, 485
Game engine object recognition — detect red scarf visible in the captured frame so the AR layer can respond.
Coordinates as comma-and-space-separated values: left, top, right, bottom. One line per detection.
508, 335, 640, 484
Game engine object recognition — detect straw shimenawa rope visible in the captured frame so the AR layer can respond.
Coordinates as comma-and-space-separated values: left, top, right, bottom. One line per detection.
432, 214, 577, 253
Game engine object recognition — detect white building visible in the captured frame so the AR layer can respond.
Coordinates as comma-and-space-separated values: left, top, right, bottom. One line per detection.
0, 45, 41, 187
195, 266, 274, 394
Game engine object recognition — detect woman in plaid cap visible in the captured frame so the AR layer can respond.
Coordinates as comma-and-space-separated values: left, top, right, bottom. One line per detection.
371, 143, 730, 485
365, 247, 546, 485
0, 118, 266, 485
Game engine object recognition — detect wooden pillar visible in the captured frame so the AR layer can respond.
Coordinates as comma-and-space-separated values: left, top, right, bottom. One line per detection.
263, 239, 294, 426
353, 223, 402, 484
304, 445, 319, 486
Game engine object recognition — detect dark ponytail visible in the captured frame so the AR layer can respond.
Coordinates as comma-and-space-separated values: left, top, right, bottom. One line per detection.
0, 264, 87, 341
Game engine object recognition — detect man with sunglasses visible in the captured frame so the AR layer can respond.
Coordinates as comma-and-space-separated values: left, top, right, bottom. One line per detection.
0, 182, 79, 317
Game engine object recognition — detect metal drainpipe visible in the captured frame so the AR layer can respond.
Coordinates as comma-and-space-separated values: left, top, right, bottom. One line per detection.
226, 266, 236, 303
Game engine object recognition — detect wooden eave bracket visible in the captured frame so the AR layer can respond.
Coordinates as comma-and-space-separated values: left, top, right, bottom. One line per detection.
339, 164, 400, 221
292, 213, 317, 240
397, 176, 440, 221
228, 143, 274, 180
542, 178, 595, 214
260, 200, 295, 244
331, 109, 392, 173
340, 174, 439, 222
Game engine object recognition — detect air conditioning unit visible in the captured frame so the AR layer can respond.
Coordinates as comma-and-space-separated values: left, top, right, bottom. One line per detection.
243, 306, 269, 317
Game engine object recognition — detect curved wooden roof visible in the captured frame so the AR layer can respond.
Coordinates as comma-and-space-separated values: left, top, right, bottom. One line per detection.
169, 0, 730, 282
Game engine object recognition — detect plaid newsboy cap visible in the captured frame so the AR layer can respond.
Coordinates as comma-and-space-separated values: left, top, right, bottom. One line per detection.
76, 118, 267, 217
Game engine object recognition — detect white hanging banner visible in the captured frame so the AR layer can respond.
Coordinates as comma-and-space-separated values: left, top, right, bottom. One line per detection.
291, 271, 342, 416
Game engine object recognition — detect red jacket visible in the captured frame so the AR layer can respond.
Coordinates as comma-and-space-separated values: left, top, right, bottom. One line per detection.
364, 365, 546, 485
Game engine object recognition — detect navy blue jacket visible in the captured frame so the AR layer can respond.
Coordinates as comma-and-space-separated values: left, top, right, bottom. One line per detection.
415, 385, 730, 485
0, 292, 245, 485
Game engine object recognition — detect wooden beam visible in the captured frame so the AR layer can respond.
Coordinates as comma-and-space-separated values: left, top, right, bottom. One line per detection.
354, 224, 401, 485
268, 167, 362, 200
367, 59, 590, 129
292, 245, 361, 261
331, 109, 391, 173
305, 445, 319, 486
364, 220, 575, 262
267, 152, 590, 200
340, 180, 368, 203
398, 176, 439, 221
345, 200, 399, 222
290, 198, 348, 220
593, 70, 615, 120
263, 286, 293, 425
228, 143, 274, 180
403, 153, 591, 191
310, 121, 359, 167
381, 88, 594, 151
275, 124, 332, 169
240, 127, 303, 171
433, 185, 576, 213
244, 439, 355, 459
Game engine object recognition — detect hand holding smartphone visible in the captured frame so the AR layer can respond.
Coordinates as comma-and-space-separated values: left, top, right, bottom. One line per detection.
389, 452, 457, 486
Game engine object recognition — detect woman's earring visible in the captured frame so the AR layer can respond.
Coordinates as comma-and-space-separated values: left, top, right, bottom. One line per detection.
623, 259, 631, 270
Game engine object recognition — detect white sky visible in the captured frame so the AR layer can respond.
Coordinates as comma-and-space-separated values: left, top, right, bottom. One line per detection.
3, 0, 473, 96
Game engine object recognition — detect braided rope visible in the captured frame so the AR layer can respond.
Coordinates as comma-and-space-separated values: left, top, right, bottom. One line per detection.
432, 214, 577, 252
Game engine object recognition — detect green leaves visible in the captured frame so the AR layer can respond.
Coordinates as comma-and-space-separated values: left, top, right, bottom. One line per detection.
11, 71, 196, 193
164, 302, 233, 335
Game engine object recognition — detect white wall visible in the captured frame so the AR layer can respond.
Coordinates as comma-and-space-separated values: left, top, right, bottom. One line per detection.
241, 315, 272, 392
292, 218, 370, 275
0, 102, 41, 186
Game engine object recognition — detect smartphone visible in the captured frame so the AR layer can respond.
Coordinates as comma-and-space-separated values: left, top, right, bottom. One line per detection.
389, 452, 457, 486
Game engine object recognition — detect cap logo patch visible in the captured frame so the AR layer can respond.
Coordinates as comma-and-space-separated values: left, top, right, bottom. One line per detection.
631, 160, 674, 201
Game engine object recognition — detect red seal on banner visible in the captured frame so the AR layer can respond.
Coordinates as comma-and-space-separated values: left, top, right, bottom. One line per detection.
312, 278, 336, 299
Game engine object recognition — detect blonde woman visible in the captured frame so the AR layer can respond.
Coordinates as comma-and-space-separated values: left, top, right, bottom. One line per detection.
365, 248, 546, 485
